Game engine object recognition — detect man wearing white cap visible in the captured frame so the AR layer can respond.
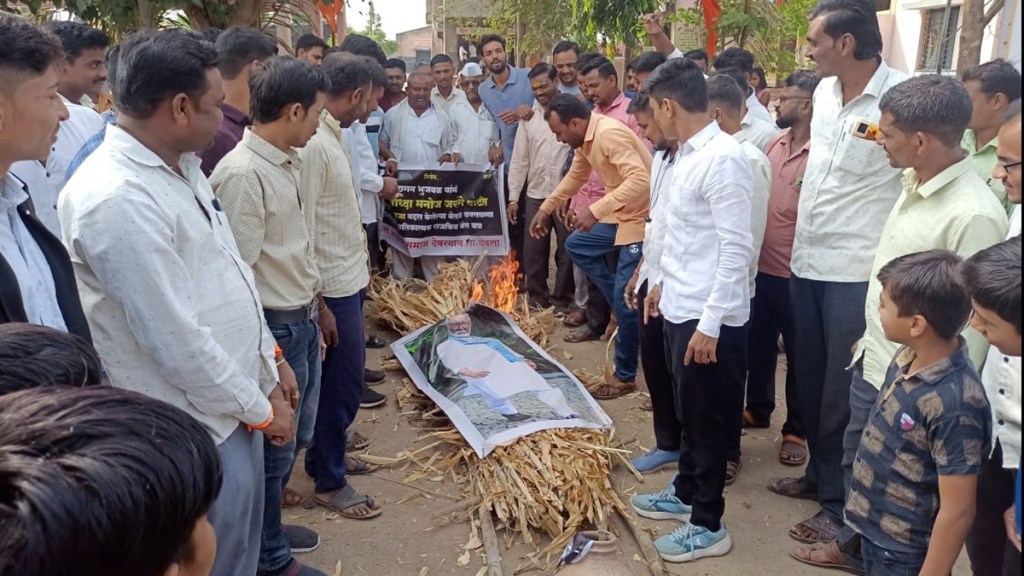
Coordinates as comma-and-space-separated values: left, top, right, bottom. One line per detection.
448, 62, 503, 166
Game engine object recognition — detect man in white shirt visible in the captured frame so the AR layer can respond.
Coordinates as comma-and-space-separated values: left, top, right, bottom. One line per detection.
297, 55, 383, 523
11, 21, 107, 235
209, 56, 330, 576
58, 30, 296, 576
769, 0, 907, 554
429, 54, 466, 112
437, 314, 575, 420
380, 70, 456, 281
510, 63, 572, 311
711, 48, 774, 125
706, 74, 771, 483
716, 69, 781, 153
965, 100, 1023, 576
623, 92, 682, 474
449, 62, 500, 166
0, 15, 90, 342
631, 58, 754, 564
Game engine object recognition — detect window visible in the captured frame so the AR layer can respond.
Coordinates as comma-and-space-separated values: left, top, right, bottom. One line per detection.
918, 6, 959, 71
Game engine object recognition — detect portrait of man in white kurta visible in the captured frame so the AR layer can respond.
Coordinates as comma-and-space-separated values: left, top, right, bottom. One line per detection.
436, 314, 576, 421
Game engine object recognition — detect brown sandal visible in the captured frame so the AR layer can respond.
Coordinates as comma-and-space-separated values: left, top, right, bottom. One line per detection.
791, 540, 864, 575
725, 459, 742, 486
346, 456, 380, 475
779, 435, 808, 466
282, 487, 305, 508
767, 476, 818, 500
790, 510, 841, 544
589, 377, 636, 400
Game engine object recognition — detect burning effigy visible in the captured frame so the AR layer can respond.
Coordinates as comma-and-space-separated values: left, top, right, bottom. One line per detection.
368, 256, 636, 567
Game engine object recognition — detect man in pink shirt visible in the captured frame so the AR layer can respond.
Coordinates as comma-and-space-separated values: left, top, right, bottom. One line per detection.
746, 71, 817, 466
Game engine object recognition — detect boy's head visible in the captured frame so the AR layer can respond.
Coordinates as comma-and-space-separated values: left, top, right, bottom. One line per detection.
962, 236, 1022, 356
0, 386, 222, 576
877, 250, 971, 346
0, 323, 103, 395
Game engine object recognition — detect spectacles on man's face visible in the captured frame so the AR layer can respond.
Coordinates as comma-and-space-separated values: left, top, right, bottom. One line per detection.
1000, 160, 1022, 172
777, 95, 812, 103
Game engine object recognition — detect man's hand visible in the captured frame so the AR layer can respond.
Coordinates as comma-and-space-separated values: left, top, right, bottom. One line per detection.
319, 304, 339, 348
439, 153, 453, 164
384, 158, 398, 177
529, 208, 552, 239
275, 361, 300, 410
685, 330, 719, 366
641, 12, 665, 36
489, 144, 504, 167
571, 207, 599, 233
643, 284, 661, 325
515, 105, 534, 120
851, 338, 861, 355
1005, 505, 1022, 552
320, 332, 327, 361
262, 397, 295, 446
557, 203, 571, 227
625, 270, 640, 311
575, 92, 587, 102
379, 176, 400, 200
497, 110, 519, 124
450, 153, 462, 164
507, 201, 519, 224
458, 369, 491, 379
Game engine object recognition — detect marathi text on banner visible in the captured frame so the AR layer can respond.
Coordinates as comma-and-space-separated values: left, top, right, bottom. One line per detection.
380, 163, 509, 258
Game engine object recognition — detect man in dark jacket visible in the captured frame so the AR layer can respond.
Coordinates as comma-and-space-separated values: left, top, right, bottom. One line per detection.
0, 14, 91, 343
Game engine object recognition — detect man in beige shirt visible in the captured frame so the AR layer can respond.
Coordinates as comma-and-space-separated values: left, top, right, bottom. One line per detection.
209, 56, 329, 576
529, 94, 651, 398
508, 63, 572, 311
296, 54, 384, 523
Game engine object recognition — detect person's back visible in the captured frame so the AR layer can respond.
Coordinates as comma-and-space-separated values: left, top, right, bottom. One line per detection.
846, 250, 991, 576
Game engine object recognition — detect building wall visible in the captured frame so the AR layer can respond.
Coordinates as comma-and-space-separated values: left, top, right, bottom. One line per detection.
397, 25, 434, 60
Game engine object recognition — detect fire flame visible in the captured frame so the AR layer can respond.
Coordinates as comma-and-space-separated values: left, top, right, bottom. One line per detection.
468, 252, 521, 314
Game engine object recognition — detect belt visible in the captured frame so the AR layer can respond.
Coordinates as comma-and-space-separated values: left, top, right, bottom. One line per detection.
263, 301, 318, 325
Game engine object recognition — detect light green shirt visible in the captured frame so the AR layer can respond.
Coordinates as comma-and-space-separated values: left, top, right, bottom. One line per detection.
962, 129, 1012, 215
854, 157, 1009, 390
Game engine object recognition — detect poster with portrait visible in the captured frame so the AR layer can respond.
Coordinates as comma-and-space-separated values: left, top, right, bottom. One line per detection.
391, 303, 613, 457
380, 162, 509, 258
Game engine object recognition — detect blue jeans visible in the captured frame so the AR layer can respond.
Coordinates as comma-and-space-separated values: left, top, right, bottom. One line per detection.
861, 538, 926, 576
260, 317, 322, 573
306, 290, 365, 494
833, 364, 878, 572
209, 425, 264, 576
789, 275, 868, 522
565, 223, 642, 381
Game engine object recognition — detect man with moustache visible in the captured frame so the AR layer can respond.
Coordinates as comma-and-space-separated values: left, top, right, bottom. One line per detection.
552, 41, 584, 100
59, 29, 297, 576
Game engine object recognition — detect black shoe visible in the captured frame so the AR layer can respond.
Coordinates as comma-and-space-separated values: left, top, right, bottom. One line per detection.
360, 385, 387, 409
364, 368, 386, 384
285, 524, 321, 554
504, 413, 530, 422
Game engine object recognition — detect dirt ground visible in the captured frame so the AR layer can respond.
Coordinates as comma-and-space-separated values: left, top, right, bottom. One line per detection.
285, 310, 972, 576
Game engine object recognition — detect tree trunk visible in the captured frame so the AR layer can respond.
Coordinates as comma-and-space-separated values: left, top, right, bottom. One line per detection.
957, 0, 985, 71
137, 0, 154, 28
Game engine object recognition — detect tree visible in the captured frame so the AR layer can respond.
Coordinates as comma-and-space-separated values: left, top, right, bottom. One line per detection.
957, 0, 1006, 71
348, 0, 398, 55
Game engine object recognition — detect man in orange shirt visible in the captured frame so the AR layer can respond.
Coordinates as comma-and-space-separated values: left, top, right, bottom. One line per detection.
529, 94, 652, 398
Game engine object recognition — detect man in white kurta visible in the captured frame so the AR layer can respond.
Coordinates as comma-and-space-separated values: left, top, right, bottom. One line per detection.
436, 314, 575, 420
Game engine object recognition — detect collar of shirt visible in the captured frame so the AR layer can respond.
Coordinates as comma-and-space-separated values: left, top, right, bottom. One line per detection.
0, 173, 29, 208
902, 156, 974, 200
831, 59, 895, 103
432, 86, 464, 100
962, 129, 997, 155
483, 66, 524, 92
106, 124, 203, 175
596, 91, 629, 115
776, 130, 811, 159
892, 338, 970, 387
681, 121, 722, 155
240, 128, 299, 169
319, 110, 343, 139
221, 102, 251, 127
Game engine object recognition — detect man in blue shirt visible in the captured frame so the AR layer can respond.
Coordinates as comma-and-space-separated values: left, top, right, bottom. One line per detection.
478, 34, 535, 269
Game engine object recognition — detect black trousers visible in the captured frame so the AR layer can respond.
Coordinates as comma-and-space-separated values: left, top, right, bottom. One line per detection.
666, 319, 747, 532
505, 175, 526, 278
362, 223, 386, 274
523, 197, 574, 307
967, 441, 1022, 576
638, 280, 681, 451
746, 272, 804, 438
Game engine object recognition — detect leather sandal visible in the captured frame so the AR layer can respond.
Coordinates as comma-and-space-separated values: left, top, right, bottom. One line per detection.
779, 435, 808, 466
790, 540, 865, 575
790, 510, 841, 544
768, 476, 818, 501
588, 377, 636, 400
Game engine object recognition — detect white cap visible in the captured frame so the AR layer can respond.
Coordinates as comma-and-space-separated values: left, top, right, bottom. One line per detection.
460, 62, 483, 77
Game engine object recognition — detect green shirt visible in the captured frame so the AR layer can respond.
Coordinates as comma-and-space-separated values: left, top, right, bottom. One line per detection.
853, 157, 1008, 390
963, 129, 1012, 215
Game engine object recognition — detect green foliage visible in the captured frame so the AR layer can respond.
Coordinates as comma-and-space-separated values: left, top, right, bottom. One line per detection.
1, 0, 174, 38
674, 0, 815, 77
348, 0, 398, 56
569, 0, 660, 49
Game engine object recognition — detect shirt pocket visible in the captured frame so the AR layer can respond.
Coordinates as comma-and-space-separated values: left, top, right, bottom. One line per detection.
835, 117, 883, 176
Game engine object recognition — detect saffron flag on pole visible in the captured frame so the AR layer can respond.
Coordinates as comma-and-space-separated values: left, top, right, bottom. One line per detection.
701, 0, 722, 57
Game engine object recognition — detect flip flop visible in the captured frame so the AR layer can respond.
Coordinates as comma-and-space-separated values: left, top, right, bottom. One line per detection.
725, 459, 742, 486
347, 430, 371, 452
779, 435, 808, 466
790, 510, 841, 544
282, 487, 305, 508
346, 456, 380, 475
768, 476, 818, 501
315, 485, 383, 520
790, 541, 865, 575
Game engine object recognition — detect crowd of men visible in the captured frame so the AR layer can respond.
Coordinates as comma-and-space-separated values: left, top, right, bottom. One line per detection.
0, 0, 1022, 574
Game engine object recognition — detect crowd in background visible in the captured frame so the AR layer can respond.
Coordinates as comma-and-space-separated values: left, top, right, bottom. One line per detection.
0, 0, 1022, 574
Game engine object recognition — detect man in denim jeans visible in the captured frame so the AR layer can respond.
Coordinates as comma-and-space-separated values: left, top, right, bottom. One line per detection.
211, 56, 330, 576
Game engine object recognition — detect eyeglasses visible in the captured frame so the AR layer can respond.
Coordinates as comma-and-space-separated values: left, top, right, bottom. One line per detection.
777, 95, 812, 103
1000, 160, 1022, 172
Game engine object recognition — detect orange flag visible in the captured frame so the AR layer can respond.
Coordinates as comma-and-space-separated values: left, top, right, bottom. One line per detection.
701, 0, 722, 57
